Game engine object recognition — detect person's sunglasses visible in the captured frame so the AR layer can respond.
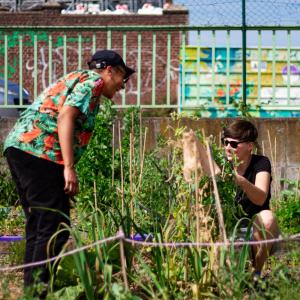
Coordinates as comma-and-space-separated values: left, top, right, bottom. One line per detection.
113, 66, 129, 84
222, 139, 245, 149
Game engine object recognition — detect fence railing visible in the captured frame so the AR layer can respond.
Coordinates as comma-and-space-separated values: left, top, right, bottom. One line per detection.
1, 25, 300, 117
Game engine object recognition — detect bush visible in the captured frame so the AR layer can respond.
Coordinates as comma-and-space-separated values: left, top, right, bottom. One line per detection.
275, 179, 300, 234
0, 144, 18, 206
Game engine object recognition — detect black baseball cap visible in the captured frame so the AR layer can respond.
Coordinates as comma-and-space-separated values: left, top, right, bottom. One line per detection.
88, 50, 135, 81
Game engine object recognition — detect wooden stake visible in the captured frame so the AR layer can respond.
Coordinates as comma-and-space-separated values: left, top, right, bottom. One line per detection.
139, 110, 142, 161
93, 181, 98, 210
112, 123, 115, 187
205, 140, 228, 244
138, 127, 148, 189
118, 121, 124, 215
119, 228, 129, 291
194, 140, 200, 245
129, 132, 134, 232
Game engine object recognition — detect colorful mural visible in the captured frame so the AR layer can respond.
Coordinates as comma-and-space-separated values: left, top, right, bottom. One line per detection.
180, 46, 300, 117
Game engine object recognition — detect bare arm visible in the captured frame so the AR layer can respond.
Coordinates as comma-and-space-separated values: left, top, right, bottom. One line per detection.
58, 105, 81, 196
235, 171, 270, 206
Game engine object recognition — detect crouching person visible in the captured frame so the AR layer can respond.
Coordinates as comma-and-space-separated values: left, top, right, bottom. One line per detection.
221, 119, 280, 278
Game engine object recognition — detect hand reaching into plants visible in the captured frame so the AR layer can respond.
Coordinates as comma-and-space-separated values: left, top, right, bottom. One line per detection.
64, 166, 79, 196
233, 169, 246, 187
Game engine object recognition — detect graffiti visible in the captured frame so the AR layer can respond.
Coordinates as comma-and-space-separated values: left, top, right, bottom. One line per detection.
25, 46, 87, 88
0, 31, 90, 78
125, 49, 179, 96
25, 46, 179, 97
180, 46, 300, 117
0, 30, 179, 101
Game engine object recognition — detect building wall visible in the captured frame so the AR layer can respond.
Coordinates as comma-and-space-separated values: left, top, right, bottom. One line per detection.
141, 117, 300, 194
1, 116, 299, 194
0, 5, 188, 105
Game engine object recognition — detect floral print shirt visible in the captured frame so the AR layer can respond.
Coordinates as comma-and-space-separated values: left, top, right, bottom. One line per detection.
4, 70, 104, 165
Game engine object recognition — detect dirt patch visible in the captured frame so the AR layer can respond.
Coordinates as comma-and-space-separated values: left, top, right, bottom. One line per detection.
0, 243, 24, 299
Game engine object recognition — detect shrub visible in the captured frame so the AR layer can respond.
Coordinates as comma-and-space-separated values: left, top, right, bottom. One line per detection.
275, 179, 300, 234
0, 144, 18, 207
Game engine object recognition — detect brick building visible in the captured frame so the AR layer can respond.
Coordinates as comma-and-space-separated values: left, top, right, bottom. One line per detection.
0, 2, 188, 106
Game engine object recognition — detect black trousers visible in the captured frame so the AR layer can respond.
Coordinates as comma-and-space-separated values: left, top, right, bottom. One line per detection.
5, 147, 70, 288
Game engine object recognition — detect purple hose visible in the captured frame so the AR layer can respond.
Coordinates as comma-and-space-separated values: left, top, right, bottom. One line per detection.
130, 233, 153, 242
0, 235, 23, 242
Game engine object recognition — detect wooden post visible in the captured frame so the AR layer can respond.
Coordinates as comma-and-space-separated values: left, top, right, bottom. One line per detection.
205, 140, 228, 244
119, 228, 129, 290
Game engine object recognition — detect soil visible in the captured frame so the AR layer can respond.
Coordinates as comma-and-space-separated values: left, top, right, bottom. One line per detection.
0, 242, 23, 300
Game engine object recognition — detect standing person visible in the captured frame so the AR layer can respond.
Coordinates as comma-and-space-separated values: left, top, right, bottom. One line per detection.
222, 119, 280, 278
3, 50, 134, 295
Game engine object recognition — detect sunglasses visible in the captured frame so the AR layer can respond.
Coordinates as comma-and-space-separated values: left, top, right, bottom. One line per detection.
123, 77, 129, 84
112, 66, 129, 84
222, 139, 246, 149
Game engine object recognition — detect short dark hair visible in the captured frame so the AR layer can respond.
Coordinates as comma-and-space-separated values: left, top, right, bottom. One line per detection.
222, 119, 258, 142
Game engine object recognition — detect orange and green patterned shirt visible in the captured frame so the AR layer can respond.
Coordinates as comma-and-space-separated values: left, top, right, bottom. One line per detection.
4, 70, 104, 164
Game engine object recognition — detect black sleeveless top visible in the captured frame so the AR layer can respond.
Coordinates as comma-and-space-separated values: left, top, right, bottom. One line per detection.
235, 154, 271, 219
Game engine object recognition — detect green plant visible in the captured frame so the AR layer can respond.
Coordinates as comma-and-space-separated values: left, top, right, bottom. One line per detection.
0, 144, 18, 207
3, 110, 300, 299
76, 98, 117, 210
253, 249, 300, 300
275, 179, 300, 234
0, 205, 25, 235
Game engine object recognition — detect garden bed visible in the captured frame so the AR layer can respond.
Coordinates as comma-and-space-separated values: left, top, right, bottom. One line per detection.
1, 106, 300, 299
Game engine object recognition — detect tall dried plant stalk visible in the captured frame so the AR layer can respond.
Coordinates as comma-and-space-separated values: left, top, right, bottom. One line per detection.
138, 127, 148, 190
274, 136, 278, 198
194, 140, 201, 245
129, 131, 133, 194
118, 121, 124, 215
205, 140, 228, 244
119, 228, 129, 290
93, 181, 98, 211
218, 132, 222, 148
112, 123, 115, 187
139, 110, 143, 161
93, 180, 104, 290
267, 130, 279, 199
129, 132, 134, 230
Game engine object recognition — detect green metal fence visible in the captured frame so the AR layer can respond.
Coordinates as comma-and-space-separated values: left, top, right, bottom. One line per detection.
1, 25, 300, 117
0, 25, 183, 111
180, 27, 300, 117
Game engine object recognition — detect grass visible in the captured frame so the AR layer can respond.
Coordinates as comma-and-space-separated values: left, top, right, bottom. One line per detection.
1, 206, 300, 299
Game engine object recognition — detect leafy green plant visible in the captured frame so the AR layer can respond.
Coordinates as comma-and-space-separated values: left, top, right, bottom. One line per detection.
275, 178, 300, 234
4, 109, 300, 299
0, 205, 24, 235
76, 98, 117, 210
0, 144, 18, 207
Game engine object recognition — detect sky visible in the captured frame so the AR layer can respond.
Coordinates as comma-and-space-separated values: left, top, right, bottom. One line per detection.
173, 0, 300, 47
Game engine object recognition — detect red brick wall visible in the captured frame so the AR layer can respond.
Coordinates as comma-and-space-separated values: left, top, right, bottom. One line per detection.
0, 7, 188, 105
